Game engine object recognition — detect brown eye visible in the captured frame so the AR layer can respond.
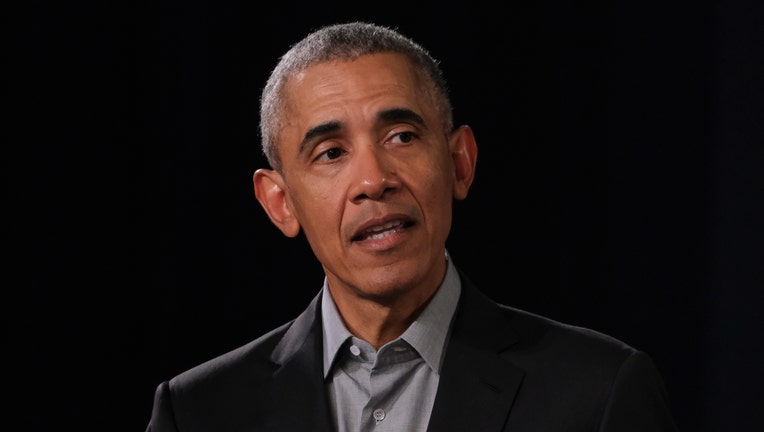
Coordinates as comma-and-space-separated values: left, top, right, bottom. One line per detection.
317, 147, 344, 162
325, 148, 342, 159
391, 131, 417, 144
398, 132, 415, 143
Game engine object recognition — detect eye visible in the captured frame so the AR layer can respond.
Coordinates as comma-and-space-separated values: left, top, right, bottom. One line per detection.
390, 131, 417, 144
316, 146, 344, 162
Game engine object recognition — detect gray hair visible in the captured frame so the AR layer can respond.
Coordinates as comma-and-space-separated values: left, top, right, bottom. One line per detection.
259, 21, 454, 171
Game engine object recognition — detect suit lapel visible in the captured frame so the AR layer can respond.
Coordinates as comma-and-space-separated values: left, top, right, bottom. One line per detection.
257, 272, 525, 432
260, 290, 334, 432
426, 272, 526, 432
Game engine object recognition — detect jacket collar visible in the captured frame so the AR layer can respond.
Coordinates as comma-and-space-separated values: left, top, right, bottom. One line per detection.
425, 269, 525, 431
263, 290, 334, 432
266, 269, 525, 432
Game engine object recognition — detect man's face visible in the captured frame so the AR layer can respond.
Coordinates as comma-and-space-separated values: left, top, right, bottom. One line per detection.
269, 53, 464, 303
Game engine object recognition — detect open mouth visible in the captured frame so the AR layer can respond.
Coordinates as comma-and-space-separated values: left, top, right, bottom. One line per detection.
352, 219, 412, 242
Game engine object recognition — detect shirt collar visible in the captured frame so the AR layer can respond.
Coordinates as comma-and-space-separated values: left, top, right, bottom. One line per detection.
321, 251, 462, 378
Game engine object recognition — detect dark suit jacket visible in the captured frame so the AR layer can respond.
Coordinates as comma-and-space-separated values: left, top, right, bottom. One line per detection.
147, 269, 678, 431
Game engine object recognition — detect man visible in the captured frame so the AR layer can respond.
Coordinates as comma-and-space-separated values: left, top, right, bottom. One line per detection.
146, 21, 678, 431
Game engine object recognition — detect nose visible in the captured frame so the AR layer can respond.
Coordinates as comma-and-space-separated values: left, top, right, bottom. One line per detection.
348, 146, 400, 202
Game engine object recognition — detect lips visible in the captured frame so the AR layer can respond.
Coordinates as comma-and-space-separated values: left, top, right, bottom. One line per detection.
352, 218, 412, 242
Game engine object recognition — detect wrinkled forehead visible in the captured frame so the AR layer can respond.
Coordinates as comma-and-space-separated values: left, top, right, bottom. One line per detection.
286, 53, 424, 96
279, 53, 433, 125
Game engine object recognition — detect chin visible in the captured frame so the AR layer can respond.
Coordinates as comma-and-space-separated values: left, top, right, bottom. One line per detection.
359, 266, 431, 302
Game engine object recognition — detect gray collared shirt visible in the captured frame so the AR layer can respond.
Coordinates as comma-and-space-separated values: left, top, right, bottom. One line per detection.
321, 253, 461, 432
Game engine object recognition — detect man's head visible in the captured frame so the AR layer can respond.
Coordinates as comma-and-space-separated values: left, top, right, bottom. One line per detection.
259, 22, 454, 172
253, 22, 477, 308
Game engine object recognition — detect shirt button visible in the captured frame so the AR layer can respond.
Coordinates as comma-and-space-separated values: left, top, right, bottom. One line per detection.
373, 408, 386, 423
349, 345, 361, 356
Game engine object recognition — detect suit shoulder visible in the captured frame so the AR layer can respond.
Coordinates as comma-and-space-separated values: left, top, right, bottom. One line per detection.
456, 270, 639, 365
169, 320, 294, 390
148, 319, 304, 431
497, 304, 639, 365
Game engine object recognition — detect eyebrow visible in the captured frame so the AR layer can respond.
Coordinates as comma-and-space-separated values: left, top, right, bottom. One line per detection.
300, 121, 342, 154
378, 108, 425, 126
298, 108, 426, 155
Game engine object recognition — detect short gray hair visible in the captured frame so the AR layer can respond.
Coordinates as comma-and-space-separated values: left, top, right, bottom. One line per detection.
259, 21, 454, 171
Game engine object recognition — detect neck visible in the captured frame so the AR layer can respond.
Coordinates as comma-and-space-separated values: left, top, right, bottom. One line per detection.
332, 292, 433, 350
325, 252, 449, 350
337, 297, 429, 349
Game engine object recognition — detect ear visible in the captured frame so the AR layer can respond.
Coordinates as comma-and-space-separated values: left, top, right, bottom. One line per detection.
253, 168, 301, 238
449, 125, 478, 200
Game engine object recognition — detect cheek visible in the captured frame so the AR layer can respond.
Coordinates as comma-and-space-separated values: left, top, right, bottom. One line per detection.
421, 159, 454, 198
312, 175, 346, 206
290, 177, 344, 228
408, 164, 454, 217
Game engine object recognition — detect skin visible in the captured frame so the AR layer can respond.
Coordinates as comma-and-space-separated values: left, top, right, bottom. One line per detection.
253, 53, 478, 349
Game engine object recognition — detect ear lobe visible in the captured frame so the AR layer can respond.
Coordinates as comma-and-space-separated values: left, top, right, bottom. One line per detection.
253, 168, 301, 238
450, 125, 478, 200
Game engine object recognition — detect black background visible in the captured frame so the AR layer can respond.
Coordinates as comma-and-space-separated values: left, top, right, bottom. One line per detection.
9, 1, 763, 431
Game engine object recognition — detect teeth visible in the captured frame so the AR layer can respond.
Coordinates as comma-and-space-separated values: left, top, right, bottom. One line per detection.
362, 220, 402, 240
367, 221, 399, 233
367, 227, 398, 240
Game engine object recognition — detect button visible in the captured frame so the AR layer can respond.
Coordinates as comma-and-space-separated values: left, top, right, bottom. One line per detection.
373, 408, 386, 423
349, 345, 361, 356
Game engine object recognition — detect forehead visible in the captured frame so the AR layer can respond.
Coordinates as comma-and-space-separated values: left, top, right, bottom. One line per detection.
279, 52, 432, 130
288, 52, 422, 95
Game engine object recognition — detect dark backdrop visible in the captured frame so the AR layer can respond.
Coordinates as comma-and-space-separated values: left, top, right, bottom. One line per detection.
9, 1, 762, 431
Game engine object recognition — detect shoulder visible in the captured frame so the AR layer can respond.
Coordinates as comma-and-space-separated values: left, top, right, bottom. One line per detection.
163, 289, 324, 398
456, 269, 638, 368
168, 320, 293, 392
499, 305, 676, 430
500, 304, 636, 360
493, 302, 667, 399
